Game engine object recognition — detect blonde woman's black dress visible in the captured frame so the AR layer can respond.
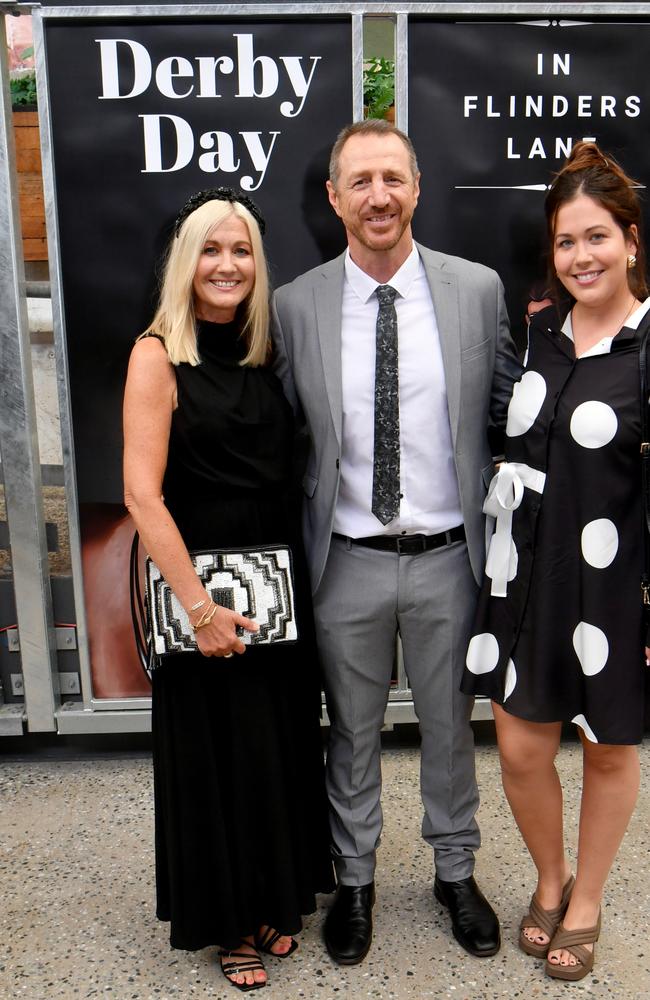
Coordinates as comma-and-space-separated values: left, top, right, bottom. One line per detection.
461, 302, 650, 745
151, 320, 334, 950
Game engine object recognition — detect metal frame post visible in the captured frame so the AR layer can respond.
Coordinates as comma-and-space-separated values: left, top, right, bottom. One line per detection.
0, 12, 58, 732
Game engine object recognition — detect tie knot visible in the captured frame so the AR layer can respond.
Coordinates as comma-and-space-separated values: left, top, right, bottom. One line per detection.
376, 284, 398, 306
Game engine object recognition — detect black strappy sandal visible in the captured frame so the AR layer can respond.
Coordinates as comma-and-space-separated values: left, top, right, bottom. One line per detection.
218, 943, 267, 992
255, 926, 298, 959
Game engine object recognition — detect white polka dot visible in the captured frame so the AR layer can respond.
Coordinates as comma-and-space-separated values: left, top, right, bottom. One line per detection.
572, 621, 609, 676
466, 633, 499, 675
570, 401, 617, 449
581, 518, 619, 569
503, 659, 517, 701
572, 713, 599, 743
486, 537, 518, 584
506, 371, 547, 437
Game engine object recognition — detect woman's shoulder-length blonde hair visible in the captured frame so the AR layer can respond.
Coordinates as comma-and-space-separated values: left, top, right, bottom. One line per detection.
142, 198, 270, 367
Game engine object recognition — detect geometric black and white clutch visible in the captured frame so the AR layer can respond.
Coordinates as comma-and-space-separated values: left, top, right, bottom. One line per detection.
145, 544, 298, 658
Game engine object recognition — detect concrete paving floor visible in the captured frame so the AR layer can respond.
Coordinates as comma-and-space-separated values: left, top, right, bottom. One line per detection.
1, 734, 649, 1000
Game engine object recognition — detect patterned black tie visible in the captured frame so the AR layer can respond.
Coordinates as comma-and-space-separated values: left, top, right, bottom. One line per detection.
372, 284, 400, 525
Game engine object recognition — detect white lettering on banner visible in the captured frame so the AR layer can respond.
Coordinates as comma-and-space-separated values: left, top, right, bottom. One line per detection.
553, 95, 568, 117
535, 53, 571, 76
96, 35, 319, 117
234, 33, 278, 97
97, 38, 151, 99
461, 48, 643, 165
195, 56, 235, 98
507, 135, 596, 160
463, 94, 639, 119
197, 130, 280, 190
156, 57, 194, 100
140, 115, 279, 190
96, 34, 321, 186
526, 96, 542, 117
278, 54, 321, 116
140, 114, 193, 171
555, 53, 571, 76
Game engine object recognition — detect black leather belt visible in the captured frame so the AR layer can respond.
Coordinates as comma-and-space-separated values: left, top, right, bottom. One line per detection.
333, 525, 466, 554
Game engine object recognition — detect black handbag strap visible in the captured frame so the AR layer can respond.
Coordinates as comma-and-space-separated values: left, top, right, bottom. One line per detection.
129, 530, 153, 680
639, 325, 650, 612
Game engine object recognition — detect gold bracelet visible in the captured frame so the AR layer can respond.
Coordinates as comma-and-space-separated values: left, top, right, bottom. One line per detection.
192, 603, 216, 629
187, 596, 210, 625
192, 602, 218, 631
191, 604, 209, 628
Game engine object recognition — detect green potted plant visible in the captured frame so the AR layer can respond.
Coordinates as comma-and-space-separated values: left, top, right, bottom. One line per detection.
363, 56, 395, 120
10, 47, 36, 111
10, 71, 37, 110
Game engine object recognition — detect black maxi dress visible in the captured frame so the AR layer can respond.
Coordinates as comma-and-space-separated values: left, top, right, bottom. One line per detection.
151, 319, 335, 951
461, 302, 650, 745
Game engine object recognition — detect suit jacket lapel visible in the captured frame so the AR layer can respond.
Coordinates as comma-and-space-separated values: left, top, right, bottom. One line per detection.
419, 244, 461, 443
314, 253, 345, 446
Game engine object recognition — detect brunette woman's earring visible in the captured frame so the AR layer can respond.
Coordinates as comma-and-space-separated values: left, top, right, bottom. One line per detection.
628, 254, 637, 269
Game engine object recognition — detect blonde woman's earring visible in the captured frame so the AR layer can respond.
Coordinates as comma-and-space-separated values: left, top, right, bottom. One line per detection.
628, 254, 637, 269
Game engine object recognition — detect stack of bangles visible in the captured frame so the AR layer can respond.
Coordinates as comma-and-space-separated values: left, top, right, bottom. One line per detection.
189, 598, 234, 657
190, 599, 218, 631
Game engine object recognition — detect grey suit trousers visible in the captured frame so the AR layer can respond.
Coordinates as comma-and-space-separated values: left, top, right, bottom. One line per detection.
313, 534, 481, 885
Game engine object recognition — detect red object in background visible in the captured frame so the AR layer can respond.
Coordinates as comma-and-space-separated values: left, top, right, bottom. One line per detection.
6, 14, 34, 71
80, 503, 151, 698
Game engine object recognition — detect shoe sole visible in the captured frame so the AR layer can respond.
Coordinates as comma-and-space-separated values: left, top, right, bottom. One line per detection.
324, 943, 372, 965
546, 960, 593, 982
324, 934, 372, 966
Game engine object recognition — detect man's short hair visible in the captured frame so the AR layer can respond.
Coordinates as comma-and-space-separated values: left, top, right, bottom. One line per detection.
329, 119, 420, 188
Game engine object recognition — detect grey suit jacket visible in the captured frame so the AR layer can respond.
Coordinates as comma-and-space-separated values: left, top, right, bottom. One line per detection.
272, 242, 522, 594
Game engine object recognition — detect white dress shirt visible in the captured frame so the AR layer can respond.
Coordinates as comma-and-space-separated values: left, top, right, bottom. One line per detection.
333, 245, 463, 538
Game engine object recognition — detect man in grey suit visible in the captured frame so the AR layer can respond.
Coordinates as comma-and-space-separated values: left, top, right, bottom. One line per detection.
272, 119, 521, 964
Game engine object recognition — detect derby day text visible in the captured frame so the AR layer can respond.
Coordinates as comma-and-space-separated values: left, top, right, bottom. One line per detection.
96, 34, 321, 190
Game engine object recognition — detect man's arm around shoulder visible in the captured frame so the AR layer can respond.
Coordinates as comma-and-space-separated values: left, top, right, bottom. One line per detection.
489, 274, 522, 456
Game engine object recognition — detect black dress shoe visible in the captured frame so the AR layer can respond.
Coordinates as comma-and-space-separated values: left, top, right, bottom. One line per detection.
434, 875, 500, 957
324, 882, 375, 965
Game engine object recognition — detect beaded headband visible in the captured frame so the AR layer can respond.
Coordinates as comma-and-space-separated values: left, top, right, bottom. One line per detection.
174, 187, 266, 237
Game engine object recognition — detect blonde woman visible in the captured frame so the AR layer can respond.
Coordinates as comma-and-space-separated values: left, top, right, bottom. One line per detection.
124, 189, 334, 992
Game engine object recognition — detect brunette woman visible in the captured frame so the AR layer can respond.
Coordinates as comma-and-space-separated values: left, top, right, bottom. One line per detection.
462, 143, 650, 981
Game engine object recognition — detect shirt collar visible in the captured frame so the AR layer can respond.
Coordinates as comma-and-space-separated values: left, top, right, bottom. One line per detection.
344, 244, 421, 304
562, 295, 650, 339
625, 295, 650, 329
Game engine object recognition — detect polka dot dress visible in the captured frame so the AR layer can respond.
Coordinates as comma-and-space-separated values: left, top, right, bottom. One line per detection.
461, 301, 650, 745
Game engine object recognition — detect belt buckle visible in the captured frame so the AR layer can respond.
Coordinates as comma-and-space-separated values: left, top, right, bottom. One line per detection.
396, 533, 427, 555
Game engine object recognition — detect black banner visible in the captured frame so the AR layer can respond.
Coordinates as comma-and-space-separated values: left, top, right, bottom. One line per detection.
45, 16, 352, 503
409, 19, 650, 343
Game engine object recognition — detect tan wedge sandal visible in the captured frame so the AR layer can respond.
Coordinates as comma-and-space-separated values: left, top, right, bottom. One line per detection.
545, 910, 601, 981
519, 875, 575, 958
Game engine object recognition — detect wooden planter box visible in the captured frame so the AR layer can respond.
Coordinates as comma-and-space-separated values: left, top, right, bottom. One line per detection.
13, 109, 47, 262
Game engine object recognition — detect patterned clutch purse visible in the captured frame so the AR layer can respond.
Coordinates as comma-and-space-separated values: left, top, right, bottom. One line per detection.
145, 544, 298, 659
